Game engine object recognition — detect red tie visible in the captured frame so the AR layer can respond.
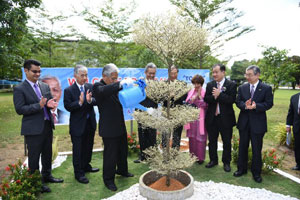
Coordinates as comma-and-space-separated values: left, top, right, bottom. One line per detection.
52, 113, 58, 124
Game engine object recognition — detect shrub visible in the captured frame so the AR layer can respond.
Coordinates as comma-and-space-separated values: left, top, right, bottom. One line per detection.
274, 123, 294, 149
0, 160, 42, 200
127, 132, 140, 154
262, 148, 286, 174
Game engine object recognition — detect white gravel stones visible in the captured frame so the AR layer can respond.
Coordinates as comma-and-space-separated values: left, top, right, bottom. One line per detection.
104, 181, 299, 200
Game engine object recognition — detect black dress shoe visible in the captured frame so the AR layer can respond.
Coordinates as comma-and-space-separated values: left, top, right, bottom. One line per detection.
224, 164, 231, 172
253, 175, 262, 183
75, 176, 89, 184
41, 185, 51, 193
291, 165, 300, 170
134, 159, 141, 163
43, 176, 64, 183
105, 183, 117, 191
233, 170, 247, 177
116, 172, 134, 177
197, 160, 204, 165
205, 161, 218, 168
85, 167, 99, 173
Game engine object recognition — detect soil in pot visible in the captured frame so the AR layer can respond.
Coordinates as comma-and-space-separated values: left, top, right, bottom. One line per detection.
149, 176, 185, 191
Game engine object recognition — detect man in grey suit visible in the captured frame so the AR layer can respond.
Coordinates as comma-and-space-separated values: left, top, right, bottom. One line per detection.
13, 59, 64, 193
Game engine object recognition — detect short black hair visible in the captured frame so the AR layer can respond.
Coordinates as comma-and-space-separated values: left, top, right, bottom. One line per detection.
24, 59, 41, 70
212, 63, 226, 72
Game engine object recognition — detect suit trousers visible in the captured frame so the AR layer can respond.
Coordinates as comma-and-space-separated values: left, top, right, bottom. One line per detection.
237, 125, 264, 176
138, 124, 156, 160
102, 134, 128, 184
25, 120, 53, 178
162, 126, 183, 150
71, 118, 94, 177
207, 115, 232, 164
293, 131, 300, 165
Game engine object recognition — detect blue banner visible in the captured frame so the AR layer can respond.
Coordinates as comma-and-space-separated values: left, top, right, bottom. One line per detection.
22, 68, 210, 124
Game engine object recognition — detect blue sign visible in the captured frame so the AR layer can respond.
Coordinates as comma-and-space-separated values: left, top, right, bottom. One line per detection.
22, 68, 210, 124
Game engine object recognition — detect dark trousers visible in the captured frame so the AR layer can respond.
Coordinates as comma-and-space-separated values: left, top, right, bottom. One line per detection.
102, 134, 128, 184
138, 124, 156, 160
71, 119, 95, 178
237, 126, 264, 176
207, 116, 232, 164
25, 120, 53, 178
162, 126, 183, 149
293, 131, 300, 166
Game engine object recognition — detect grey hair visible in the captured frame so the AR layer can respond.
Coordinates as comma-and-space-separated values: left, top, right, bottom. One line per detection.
102, 63, 119, 77
144, 62, 157, 72
40, 75, 61, 87
246, 65, 260, 75
74, 65, 88, 75
171, 65, 179, 73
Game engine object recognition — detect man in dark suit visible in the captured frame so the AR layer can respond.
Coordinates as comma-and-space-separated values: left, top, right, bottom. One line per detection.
234, 65, 273, 183
13, 59, 63, 193
134, 63, 158, 163
93, 63, 134, 192
286, 93, 300, 171
204, 64, 237, 172
41, 75, 69, 124
64, 65, 99, 184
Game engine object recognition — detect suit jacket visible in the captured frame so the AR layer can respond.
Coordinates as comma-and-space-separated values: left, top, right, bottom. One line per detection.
64, 83, 96, 136
286, 93, 300, 134
13, 80, 54, 135
236, 81, 273, 134
204, 79, 237, 129
93, 80, 127, 138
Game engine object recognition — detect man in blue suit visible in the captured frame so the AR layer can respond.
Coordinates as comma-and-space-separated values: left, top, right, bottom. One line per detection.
234, 65, 273, 183
13, 59, 64, 193
64, 65, 99, 184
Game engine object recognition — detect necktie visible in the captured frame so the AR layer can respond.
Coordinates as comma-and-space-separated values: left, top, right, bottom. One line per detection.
33, 83, 50, 120
215, 82, 220, 116
250, 84, 255, 99
52, 113, 58, 124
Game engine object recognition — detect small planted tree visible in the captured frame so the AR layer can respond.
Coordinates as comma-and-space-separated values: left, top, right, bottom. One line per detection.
132, 12, 207, 187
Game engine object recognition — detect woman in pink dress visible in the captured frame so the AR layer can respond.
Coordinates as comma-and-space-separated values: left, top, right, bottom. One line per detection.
184, 75, 207, 164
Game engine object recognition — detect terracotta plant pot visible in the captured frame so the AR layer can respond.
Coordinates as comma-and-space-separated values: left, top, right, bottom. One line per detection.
139, 170, 194, 200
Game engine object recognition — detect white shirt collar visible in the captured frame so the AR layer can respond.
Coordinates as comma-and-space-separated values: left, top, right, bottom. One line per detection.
217, 78, 225, 87
51, 108, 58, 116
250, 80, 259, 91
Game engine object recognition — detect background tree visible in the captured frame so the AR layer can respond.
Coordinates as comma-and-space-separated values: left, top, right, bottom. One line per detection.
169, 0, 254, 68
259, 46, 297, 93
29, 8, 76, 67
289, 55, 300, 89
0, 0, 41, 79
231, 59, 256, 86
81, 0, 136, 67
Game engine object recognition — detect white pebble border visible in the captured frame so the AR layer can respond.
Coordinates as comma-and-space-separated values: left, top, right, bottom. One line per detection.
103, 181, 299, 200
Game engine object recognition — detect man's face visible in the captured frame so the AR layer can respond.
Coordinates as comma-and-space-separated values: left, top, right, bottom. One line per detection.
75, 70, 88, 85
170, 69, 178, 81
245, 69, 259, 84
103, 72, 118, 85
145, 68, 156, 80
25, 65, 41, 83
212, 66, 225, 82
42, 79, 61, 104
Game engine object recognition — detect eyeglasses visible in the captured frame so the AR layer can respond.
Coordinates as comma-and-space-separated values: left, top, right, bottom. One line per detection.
244, 73, 254, 78
30, 70, 42, 74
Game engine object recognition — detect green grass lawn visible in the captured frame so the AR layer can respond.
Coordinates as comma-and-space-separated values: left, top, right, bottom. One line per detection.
40, 152, 300, 199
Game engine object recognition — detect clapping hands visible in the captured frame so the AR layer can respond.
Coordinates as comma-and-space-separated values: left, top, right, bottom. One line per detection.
245, 99, 256, 110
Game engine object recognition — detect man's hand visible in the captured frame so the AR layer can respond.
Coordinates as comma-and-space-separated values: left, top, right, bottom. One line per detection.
46, 99, 58, 109
79, 92, 84, 105
39, 96, 47, 108
212, 87, 221, 99
286, 127, 291, 133
245, 99, 252, 109
86, 89, 92, 103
